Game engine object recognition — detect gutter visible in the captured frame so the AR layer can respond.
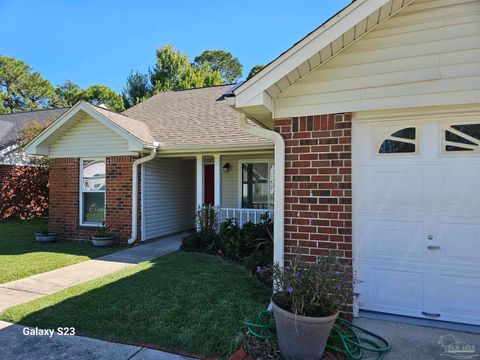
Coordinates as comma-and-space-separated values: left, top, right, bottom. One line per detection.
128, 142, 160, 245
238, 113, 285, 267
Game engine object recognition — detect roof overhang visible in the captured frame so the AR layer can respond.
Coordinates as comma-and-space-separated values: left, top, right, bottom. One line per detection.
25, 101, 150, 156
228, 0, 415, 125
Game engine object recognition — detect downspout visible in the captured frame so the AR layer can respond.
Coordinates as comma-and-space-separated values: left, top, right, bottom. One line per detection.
238, 113, 285, 267
127, 142, 160, 245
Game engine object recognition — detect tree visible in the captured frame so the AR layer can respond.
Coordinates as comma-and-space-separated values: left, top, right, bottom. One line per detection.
56, 81, 125, 112
0, 55, 59, 114
194, 50, 242, 83
149, 45, 223, 93
122, 70, 152, 109
247, 64, 265, 80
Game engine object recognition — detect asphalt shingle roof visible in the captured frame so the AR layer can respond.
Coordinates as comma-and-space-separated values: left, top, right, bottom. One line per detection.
0, 108, 68, 150
122, 85, 272, 148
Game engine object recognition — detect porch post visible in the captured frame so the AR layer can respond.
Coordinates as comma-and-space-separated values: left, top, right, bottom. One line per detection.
214, 154, 221, 210
196, 155, 204, 211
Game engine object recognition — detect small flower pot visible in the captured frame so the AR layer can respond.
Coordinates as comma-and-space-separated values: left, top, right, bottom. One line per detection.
35, 232, 57, 242
92, 236, 115, 247
271, 295, 338, 360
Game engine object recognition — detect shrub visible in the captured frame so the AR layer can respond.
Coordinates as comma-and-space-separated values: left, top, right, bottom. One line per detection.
181, 205, 219, 251
267, 250, 353, 317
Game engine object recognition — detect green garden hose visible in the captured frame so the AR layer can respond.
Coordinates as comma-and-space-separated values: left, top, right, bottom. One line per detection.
243, 312, 390, 360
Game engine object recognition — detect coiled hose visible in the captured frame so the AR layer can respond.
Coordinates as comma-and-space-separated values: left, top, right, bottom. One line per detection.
243, 312, 390, 360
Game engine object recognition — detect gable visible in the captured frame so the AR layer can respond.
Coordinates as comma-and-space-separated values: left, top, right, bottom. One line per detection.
275, 0, 480, 118
48, 111, 135, 158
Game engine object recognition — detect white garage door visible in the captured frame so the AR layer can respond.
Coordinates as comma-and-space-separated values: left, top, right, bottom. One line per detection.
354, 111, 480, 325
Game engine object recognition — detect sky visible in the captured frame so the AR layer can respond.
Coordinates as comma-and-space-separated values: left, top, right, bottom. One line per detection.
1, 0, 351, 93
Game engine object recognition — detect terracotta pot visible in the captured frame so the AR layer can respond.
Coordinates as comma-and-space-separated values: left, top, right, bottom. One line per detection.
35, 232, 57, 242
92, 236, 115, 247
271, 297, 338, 360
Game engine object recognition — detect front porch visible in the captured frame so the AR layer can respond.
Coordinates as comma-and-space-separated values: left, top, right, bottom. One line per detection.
141, 152, 274, 241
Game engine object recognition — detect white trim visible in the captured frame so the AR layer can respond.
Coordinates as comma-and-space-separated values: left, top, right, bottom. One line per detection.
79, 158, 106, 227
25, 101, 149, 156
351, 118, 359, 318
214, 154, 221, 208
141, 163, 146, 241
196, 155, 204, 211
237, 159, 275, 209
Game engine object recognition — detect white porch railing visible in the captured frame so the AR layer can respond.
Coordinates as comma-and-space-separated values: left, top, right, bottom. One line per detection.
219, 208, 273, 227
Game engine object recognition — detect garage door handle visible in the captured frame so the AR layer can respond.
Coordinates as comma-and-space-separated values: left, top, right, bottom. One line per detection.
422, 311, 441, 318
427, 245, 441, 250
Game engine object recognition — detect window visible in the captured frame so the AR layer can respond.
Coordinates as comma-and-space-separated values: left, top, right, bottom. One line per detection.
375, 126, 418, 156
443, 123, 480, 154
240, 162, 274, 209
80, 159, 106, 225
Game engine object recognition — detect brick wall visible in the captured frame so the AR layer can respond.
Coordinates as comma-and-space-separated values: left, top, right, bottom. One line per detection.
49, 156, 140, 243
274, 113, 352, 264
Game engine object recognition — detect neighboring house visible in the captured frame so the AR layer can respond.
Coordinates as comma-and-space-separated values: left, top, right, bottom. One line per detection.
0, 108, 68, 220
0, 108, 68, 165
25, 0, 479, 327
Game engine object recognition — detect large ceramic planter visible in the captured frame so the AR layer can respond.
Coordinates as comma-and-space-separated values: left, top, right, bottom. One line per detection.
92, 236, 115, 247
35, 232, 57, 242
271, 297, 338, 360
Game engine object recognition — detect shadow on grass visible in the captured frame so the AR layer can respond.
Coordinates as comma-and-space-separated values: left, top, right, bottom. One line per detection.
1, 252, 271, 358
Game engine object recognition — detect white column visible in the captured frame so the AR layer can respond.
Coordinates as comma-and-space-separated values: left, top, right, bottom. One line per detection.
214, 154, 221, 209
196, 155, 204, 211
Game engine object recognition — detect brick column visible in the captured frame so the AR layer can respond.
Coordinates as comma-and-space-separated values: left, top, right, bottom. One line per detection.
274, 113, 352, 263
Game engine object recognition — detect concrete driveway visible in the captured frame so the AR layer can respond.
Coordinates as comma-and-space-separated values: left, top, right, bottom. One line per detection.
354, 318, 480, 360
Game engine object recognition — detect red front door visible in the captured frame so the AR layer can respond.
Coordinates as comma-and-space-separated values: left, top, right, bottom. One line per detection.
204, 164, 214, 206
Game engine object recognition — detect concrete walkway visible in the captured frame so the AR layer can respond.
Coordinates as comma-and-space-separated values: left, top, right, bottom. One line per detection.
0, 321, 195, 360
0, 234, 183, 312
354, 318, 480, 359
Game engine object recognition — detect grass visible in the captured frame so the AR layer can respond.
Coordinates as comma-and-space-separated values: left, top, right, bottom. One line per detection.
0, 251, 271, 358
0, 219, 120, 284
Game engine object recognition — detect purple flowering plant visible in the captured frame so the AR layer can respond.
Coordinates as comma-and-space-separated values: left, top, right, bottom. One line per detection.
269, 248, 354, 317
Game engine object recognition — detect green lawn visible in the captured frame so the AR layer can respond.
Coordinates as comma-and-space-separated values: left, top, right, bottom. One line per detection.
0, 219, 119, 284
0, 252, 271, 358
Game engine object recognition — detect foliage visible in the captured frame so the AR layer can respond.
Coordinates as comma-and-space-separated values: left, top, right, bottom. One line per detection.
0, 55, 59, 114
0, 165, 49, 220
0, 219, 119, 284
0, 252, 271, 358
194, 50, 242, 83
56, 80, 125, 111
266, 250, 353, 317
16, 119, 52, 165
181, 205, 219, 251
94, 222, 114, 238
247, 64, 265, 80
149, 45, 223, 93
122, 70, 152, 108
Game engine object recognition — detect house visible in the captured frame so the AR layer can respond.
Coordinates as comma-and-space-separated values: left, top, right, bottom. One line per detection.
25, 85, 274, 243
0, 108, 68, 220
226, 0, 480, 327
25, 0, 479, 327
0, 108, 68, 165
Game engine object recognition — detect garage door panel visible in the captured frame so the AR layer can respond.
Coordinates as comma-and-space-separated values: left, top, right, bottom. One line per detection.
425, 271, 480, 325
424, 167, 480, 217
357, 168, 423, 214
358, 215, 424, 263
425, 221, 480, 270
358, 264, 424, 315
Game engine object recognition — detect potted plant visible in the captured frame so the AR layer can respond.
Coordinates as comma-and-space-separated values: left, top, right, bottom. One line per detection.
92, 222, 115, 247
268, 250, 353, 360
35, 229, 57, 242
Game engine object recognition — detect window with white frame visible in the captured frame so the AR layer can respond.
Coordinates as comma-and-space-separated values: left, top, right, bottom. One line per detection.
373, 125, 419, 156
442, 122, 480, 154
240, 162, 274, 209
80, 159, 106, 225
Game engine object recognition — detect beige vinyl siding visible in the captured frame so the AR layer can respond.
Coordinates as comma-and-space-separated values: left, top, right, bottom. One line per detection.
49, 113, 135, 158
275, 0, 480, 118
143, 158, 195, 240
221, 153, 274, 208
